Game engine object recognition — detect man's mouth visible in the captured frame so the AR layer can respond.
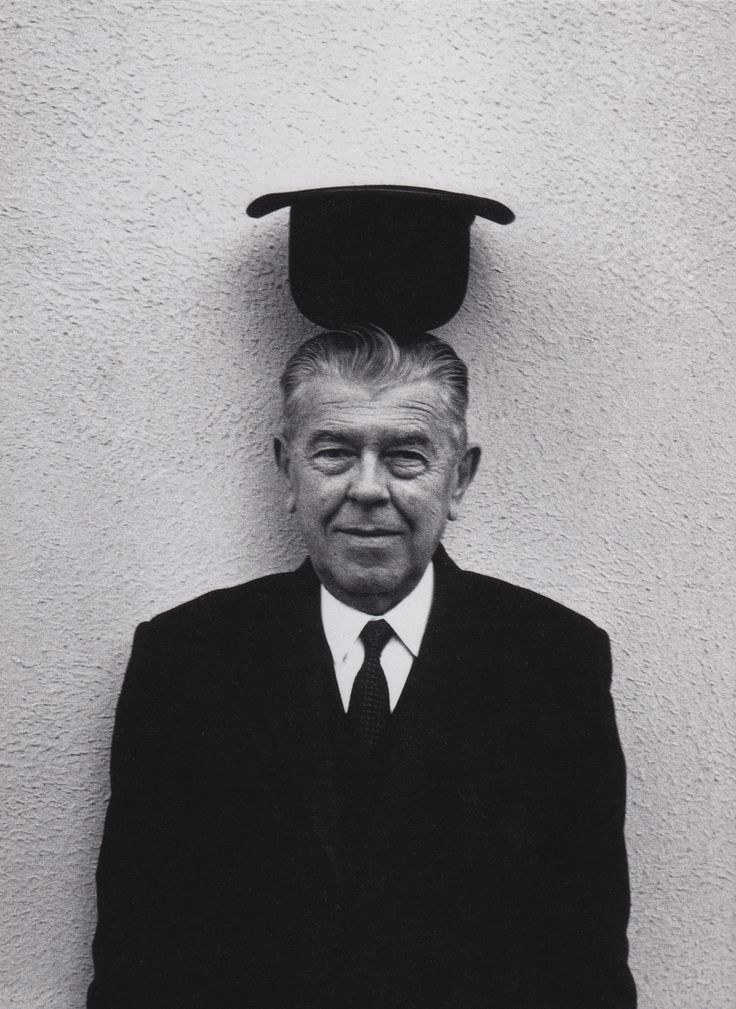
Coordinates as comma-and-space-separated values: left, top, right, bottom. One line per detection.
336, 527, 402, 538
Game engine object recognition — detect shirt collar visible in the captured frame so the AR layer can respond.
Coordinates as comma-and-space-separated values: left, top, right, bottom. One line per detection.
320, 563, 434, 664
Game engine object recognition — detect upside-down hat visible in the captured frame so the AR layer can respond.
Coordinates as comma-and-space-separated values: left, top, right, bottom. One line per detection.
246, 184, 514, 337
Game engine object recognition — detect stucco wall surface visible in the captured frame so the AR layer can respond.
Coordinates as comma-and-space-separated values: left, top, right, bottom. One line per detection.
2, 2, 734, 1006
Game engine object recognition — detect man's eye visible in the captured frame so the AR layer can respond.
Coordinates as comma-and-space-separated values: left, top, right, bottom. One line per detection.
386, 452, 427, 474
315, 448, 352, 459
312, 448, 354, 470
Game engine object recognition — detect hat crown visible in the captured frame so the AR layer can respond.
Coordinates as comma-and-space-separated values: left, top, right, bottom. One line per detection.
247, 185, 514, 335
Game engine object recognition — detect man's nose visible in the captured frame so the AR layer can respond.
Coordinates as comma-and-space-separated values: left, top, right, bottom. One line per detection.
347, 454, 390, 505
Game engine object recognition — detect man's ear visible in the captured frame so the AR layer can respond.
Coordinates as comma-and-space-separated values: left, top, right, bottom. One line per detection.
273, 437, 297, 514
448, 444, 481, 521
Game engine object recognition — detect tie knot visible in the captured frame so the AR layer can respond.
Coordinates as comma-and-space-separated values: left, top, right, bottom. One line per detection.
360, 619, 393, 658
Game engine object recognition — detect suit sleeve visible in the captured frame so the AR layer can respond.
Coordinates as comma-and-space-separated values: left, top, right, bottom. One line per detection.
535, 626, 637, 1009
88, 620, 187, 1009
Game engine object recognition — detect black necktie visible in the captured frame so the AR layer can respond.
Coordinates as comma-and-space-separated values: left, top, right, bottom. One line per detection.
347, 619, 393, 755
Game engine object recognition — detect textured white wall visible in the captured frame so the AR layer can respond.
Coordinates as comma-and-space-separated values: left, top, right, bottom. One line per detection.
2, 2, 734, 1006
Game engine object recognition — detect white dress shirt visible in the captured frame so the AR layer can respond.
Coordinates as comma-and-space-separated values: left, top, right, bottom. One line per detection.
320, 563, 434, 713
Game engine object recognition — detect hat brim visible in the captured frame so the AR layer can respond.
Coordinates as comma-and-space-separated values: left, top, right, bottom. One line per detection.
247, 184, 514, 225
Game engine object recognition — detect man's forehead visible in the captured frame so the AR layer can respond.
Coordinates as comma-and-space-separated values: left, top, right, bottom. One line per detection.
290, 376, 453, 440
294, 375, 446, 417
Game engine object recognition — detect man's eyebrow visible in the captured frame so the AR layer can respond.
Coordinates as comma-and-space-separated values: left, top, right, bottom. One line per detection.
306, 429, 354, 446
386, 432, 432, 448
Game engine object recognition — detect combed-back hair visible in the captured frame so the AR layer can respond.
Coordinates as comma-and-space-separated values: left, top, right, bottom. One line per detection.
280, 324, 470, 448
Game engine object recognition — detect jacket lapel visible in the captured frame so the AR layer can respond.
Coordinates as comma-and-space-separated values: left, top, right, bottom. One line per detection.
249, 560, 347, 885
374, 546, 503, 818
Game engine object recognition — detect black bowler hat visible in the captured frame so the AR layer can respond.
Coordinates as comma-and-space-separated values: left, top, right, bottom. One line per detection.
246, 185, 514, 334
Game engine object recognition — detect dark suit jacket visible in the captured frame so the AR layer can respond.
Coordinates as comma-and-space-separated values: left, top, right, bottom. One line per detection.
88, 547, 636, 1009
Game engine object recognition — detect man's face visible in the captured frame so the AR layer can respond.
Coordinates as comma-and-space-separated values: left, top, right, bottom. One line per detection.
276, 375, 480, 614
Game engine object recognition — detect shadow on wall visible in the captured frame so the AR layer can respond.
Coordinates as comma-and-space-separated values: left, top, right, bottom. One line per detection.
228, 213, 313, 575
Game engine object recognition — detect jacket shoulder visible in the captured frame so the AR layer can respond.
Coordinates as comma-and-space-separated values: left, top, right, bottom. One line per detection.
117, 569, 310, 705
129, 569, 312, 669
454, 565, 606, 639
447, 567, 614, 698
139, 568, 307, 643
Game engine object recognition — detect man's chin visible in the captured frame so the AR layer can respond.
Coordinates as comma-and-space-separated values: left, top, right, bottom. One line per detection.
327, 560, 423, 613
339, 564, 397, 596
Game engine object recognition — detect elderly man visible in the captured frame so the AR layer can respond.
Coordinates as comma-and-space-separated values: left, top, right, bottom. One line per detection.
89, 325, 636, 1009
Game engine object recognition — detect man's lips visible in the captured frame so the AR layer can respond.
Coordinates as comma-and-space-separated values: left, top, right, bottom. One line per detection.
335, 527, 402, 537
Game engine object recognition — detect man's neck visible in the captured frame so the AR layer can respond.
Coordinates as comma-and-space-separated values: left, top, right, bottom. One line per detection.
317, 572, 427, 616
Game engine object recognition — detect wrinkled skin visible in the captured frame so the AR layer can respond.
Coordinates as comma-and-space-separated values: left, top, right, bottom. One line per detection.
275, 376, 480, 614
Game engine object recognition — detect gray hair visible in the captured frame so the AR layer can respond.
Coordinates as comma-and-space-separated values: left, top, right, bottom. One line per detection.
280, 324, 470, 448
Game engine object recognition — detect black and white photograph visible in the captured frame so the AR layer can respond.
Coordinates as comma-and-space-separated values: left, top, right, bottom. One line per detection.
2, 3, 734, 1008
